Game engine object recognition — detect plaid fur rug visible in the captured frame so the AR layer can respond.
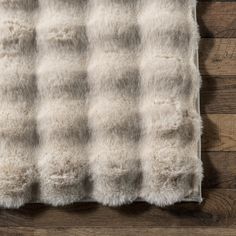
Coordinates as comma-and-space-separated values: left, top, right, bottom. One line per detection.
0, 0, 202, 208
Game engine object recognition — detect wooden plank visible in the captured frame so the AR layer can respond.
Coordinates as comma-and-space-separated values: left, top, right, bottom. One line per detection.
202, 152, 236, 189
199, 0, 236, 2
200, 76, 236, 114
197, 2, 236, 38
199, 39, 236, 76
0, 189, 235, 228
202, 114, 236, 151
0, 227, 236, 236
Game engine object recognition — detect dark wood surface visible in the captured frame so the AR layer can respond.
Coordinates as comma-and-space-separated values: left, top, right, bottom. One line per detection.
1, 1, 236, 235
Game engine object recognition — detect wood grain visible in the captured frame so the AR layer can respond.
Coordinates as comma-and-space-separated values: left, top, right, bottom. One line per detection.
201, 76, 236, 114
198, 2, 236, 38
202, 152, 236, 189
202, 114, 236, 151
0, 227, 236, 236
0, 189, 235, 228
199, 39, 236, 76
199, 39, 236, 114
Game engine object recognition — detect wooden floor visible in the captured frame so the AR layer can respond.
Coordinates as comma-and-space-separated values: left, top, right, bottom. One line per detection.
1, 1, 236, 235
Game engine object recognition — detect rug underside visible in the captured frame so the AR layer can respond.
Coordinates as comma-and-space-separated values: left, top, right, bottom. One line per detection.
0, 0, 202, 208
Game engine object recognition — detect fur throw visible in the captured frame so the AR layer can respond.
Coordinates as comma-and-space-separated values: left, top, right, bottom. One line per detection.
0, 0, 202, 208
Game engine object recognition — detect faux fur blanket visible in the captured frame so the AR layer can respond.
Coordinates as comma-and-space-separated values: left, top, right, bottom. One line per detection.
0, 0, 202, 208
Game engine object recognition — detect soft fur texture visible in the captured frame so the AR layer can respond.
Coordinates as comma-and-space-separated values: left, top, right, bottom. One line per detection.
0, 0, 202, 208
